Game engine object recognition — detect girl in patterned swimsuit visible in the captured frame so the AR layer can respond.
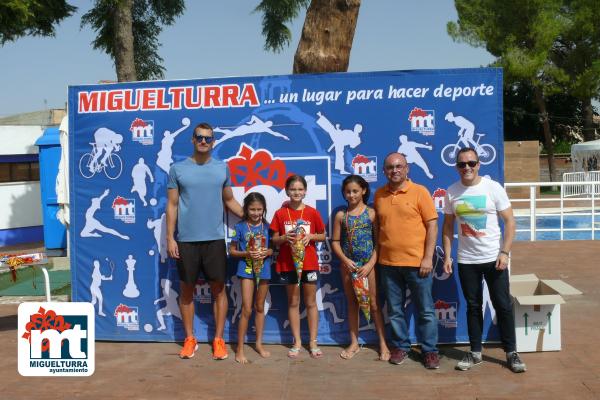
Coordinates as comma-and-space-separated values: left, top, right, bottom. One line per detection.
331, 175, 390, 361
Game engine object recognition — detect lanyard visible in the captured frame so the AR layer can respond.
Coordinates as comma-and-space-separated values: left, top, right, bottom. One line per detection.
345, 206, 365, 255
246, 221, 263, 236
286, 205, 305, 227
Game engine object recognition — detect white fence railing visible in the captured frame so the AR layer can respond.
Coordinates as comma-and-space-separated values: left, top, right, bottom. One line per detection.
505, 181, 600, 241
562, 171, 600, 197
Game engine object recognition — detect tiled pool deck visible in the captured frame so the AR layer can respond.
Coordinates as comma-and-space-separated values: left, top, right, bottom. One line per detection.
1, 240, 599, 399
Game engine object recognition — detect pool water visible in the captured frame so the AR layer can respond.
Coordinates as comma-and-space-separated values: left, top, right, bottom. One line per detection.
515, 214, 600, 241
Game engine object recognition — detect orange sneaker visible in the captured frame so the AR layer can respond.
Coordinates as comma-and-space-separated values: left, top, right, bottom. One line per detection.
179, 337, 198, 359
212, 337, 228, 360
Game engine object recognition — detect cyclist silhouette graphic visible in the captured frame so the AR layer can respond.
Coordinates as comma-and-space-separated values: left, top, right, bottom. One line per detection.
442, 112, 496, 166
79, 127, 124, 179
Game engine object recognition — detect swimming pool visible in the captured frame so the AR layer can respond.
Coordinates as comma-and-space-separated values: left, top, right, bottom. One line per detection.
515, 213, 600, 241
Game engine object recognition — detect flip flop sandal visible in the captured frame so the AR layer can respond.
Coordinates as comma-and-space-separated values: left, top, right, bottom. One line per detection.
309, 347, 323, 359
287, 347, 301, 359
340, 347, 361, 360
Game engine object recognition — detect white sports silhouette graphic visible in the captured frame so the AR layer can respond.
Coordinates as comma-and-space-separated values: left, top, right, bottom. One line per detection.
264, 291, 272, 320
445, 112, 476, 148
147, 213, 167, 263
397, 134, 434, 179
80, 189, 129, 240
213, 116, 290, 146
229, 275, 272, 324
442, 112, 496, 166
90, 259, 113, 317
156, 117, 191, 173
360, 292, 410, 331
154, 278, 182, 331
358, 300, 391, 331
89, 127, 123, 173
229, 276, 242, 323
316, 111, 362, 174
131, 157, 154, 206
432, 245, 451, 281
79, 127, 124, 179
482, 281, 497, 325
123, 254, 140, 298
283, 283, 343, 328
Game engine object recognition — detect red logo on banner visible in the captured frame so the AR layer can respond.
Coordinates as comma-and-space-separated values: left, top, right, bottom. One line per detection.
129, 118, 148, 130
115, 304, 132, 314
351, 154, 370, 165
227, 144, 290, 190
112, 196, 130, 207
434, 299, 451, 309
432, 188, 447, 211
408, 107, 428, 120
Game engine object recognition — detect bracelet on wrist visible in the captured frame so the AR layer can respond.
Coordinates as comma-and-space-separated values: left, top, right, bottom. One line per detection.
499, 250, 510, 257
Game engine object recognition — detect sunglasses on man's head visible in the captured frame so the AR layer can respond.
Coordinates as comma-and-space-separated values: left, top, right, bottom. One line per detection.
195, 134, 214, 144
456, 160, 478, 169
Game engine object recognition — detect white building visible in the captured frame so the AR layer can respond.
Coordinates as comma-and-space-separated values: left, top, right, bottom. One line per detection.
0, 125, 44, 246
0, 109, 65, 247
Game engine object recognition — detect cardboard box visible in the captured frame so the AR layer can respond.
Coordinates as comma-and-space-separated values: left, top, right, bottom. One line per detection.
510, 274, 582, 352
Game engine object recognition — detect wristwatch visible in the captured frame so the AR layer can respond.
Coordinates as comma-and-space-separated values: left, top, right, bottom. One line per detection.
499, 250, 510, 257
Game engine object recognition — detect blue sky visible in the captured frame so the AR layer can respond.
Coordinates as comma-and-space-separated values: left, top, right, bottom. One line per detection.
0, 0, 494, 117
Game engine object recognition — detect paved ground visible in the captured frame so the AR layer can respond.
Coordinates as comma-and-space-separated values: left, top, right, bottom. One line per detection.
1, 240, 599, 399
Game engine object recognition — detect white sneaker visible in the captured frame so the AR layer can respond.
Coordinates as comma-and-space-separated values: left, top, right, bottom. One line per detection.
456, 351, 482, 371
506, 351, 527, 373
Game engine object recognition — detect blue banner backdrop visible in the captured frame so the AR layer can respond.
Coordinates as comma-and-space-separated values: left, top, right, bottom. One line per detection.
69, 68, 504, 343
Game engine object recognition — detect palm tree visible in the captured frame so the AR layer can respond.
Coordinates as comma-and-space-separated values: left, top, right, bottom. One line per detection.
256, 0, 361, 73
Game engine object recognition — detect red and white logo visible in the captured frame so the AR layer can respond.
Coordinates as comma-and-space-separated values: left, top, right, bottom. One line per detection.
226, 143, 330, 232
114, 304, 139, 331
408, 107, 435, 136
18, 302, 95, 376
112, 196, 135, 223
432, 188, 447, 212
130, 118, 154, 145
435, 299, 457, 328
351, 154, 377, 182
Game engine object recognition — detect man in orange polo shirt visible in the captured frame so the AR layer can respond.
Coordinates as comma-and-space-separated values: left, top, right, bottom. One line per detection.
374, 152, 439, 369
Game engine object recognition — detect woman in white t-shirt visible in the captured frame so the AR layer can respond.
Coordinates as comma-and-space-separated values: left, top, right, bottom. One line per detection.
442, 147, 526, 374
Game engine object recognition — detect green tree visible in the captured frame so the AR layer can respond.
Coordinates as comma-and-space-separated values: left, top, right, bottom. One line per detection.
82, 0, 185, 82
0, 0, 76, 45
504, 81, 582, 146
552, 0, 600, 142
256, 0, 361, 73
448, 0, 568, 182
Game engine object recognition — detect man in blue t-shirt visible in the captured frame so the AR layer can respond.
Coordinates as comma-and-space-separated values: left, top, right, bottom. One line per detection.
166, 122, 243, 361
